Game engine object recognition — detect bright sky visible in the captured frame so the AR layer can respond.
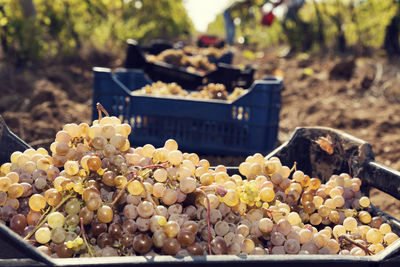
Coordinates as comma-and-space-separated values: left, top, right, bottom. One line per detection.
183, 0, 231, 32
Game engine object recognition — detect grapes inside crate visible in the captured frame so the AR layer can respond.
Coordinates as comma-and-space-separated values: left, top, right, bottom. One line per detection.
0, 109, 400, 266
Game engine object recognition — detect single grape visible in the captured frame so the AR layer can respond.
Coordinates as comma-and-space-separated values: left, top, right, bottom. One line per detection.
0, 177, 11, 191
168, 150, 183, 166
236, 224, 250, 237
271, 246, 285, 255
284, 239, 300, 254
91, 221, 107, 237
359, 211, 372, 224
379, 223, 391, 235
137, 201, 155, 219
87, 156, 102, 171
10, 214, 27, 233
164, 221, 180, 238
287, 212, 302, 225
271, 231, 286, 246
97, 205, 113, 223
359, 196, 371, 208
56, 243, 74, 258
214, 221, 229, 237
259, 187, 275, 202
179, 177, 196, 194
108, 222, 123, 239
343, 217, 357, 233
35, 227, 51, 244
27, 210, 41, 226
86, 194, 102, 211
384, 232, 399, 245
211, 236, 227, 255
370, 216, 383, 229
47, 211, 65, 228
65, 214, 79, 227
277, 219, 291, 236
366, 228, 383, 244
110, 134, 126, 150
152, 229, 167, 248
181, 220, 198, 234
133, 234, 153, 255
29, 194, 47, 212
164, 139, 178, 151
301, 241, 318, 254
79, 206, 94, 225
187, 242, 204, 255
309, 213, 322, 226
51, 227, 66, 244
136, 217, 150, 232
127, 180, 144, 196
177, 230, 195, 247
65, 199, 81, 215
162, 189, 178, 206
97, 232, 115, 248
332, 225, 346, 239
163, 238, 181, 255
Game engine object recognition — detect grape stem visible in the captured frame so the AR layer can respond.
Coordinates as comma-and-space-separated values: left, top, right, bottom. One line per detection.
290, 162, 297, 173
338, 234, 374, 255
139, 179, 158, 208
96, 102, 109, 119
262, 208, 275, 220
79, 217, 95, 257
24, 194, 74, 240
262, 208, 286, 221
195, 188, 212, 255
199, 185, 227, 197
109, 172, 136, 207
108, 170, 157, 208
140, 164, 167, 170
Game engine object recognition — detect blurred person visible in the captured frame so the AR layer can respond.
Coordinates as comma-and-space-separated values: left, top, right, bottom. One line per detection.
223, 0, 287, 45
223, 8, 236, 45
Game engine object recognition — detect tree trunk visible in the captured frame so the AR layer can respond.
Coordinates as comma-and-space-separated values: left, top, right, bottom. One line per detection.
0, 5, 8, 54
17, 0, 37, 67
312, 0, 326, 50
383, 3, 400, 56
321, 1, 346, 52
19, 0, 36, 18
349, 1, 363, 46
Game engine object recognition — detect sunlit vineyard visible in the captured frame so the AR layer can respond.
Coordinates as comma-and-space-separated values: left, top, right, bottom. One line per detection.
0, 0, 193, 64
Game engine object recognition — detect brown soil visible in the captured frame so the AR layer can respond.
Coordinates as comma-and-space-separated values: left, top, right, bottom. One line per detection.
1, 46, 400, 219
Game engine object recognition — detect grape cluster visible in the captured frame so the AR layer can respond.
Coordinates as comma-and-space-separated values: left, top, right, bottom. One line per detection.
134, 81, 247, 101
146, 49, 216, 74
182, 46, 225, 59
0, 109, 398, 258
134, 82, 189, 97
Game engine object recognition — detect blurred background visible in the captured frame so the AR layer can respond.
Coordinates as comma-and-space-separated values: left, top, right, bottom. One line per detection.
0, 0, 400, 217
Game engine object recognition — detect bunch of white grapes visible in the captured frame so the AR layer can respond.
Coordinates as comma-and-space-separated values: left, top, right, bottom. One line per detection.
0, 112, 398, 258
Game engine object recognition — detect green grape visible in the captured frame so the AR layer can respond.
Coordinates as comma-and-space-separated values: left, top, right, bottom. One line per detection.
35, 227, 51, 244
47, 212, 65, 228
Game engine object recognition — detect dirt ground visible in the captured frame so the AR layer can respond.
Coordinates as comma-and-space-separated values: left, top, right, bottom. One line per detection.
1, 45, 400, 219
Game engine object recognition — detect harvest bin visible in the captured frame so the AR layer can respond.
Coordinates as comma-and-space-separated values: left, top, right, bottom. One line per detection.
0, 116, 30, 165
124, 39, 254, 91
92, 67, 282, 156
129, 38, 234, 64
1, 126, 400, 266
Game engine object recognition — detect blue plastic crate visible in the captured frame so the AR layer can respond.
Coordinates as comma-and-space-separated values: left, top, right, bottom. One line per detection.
92, 67, 282, 156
